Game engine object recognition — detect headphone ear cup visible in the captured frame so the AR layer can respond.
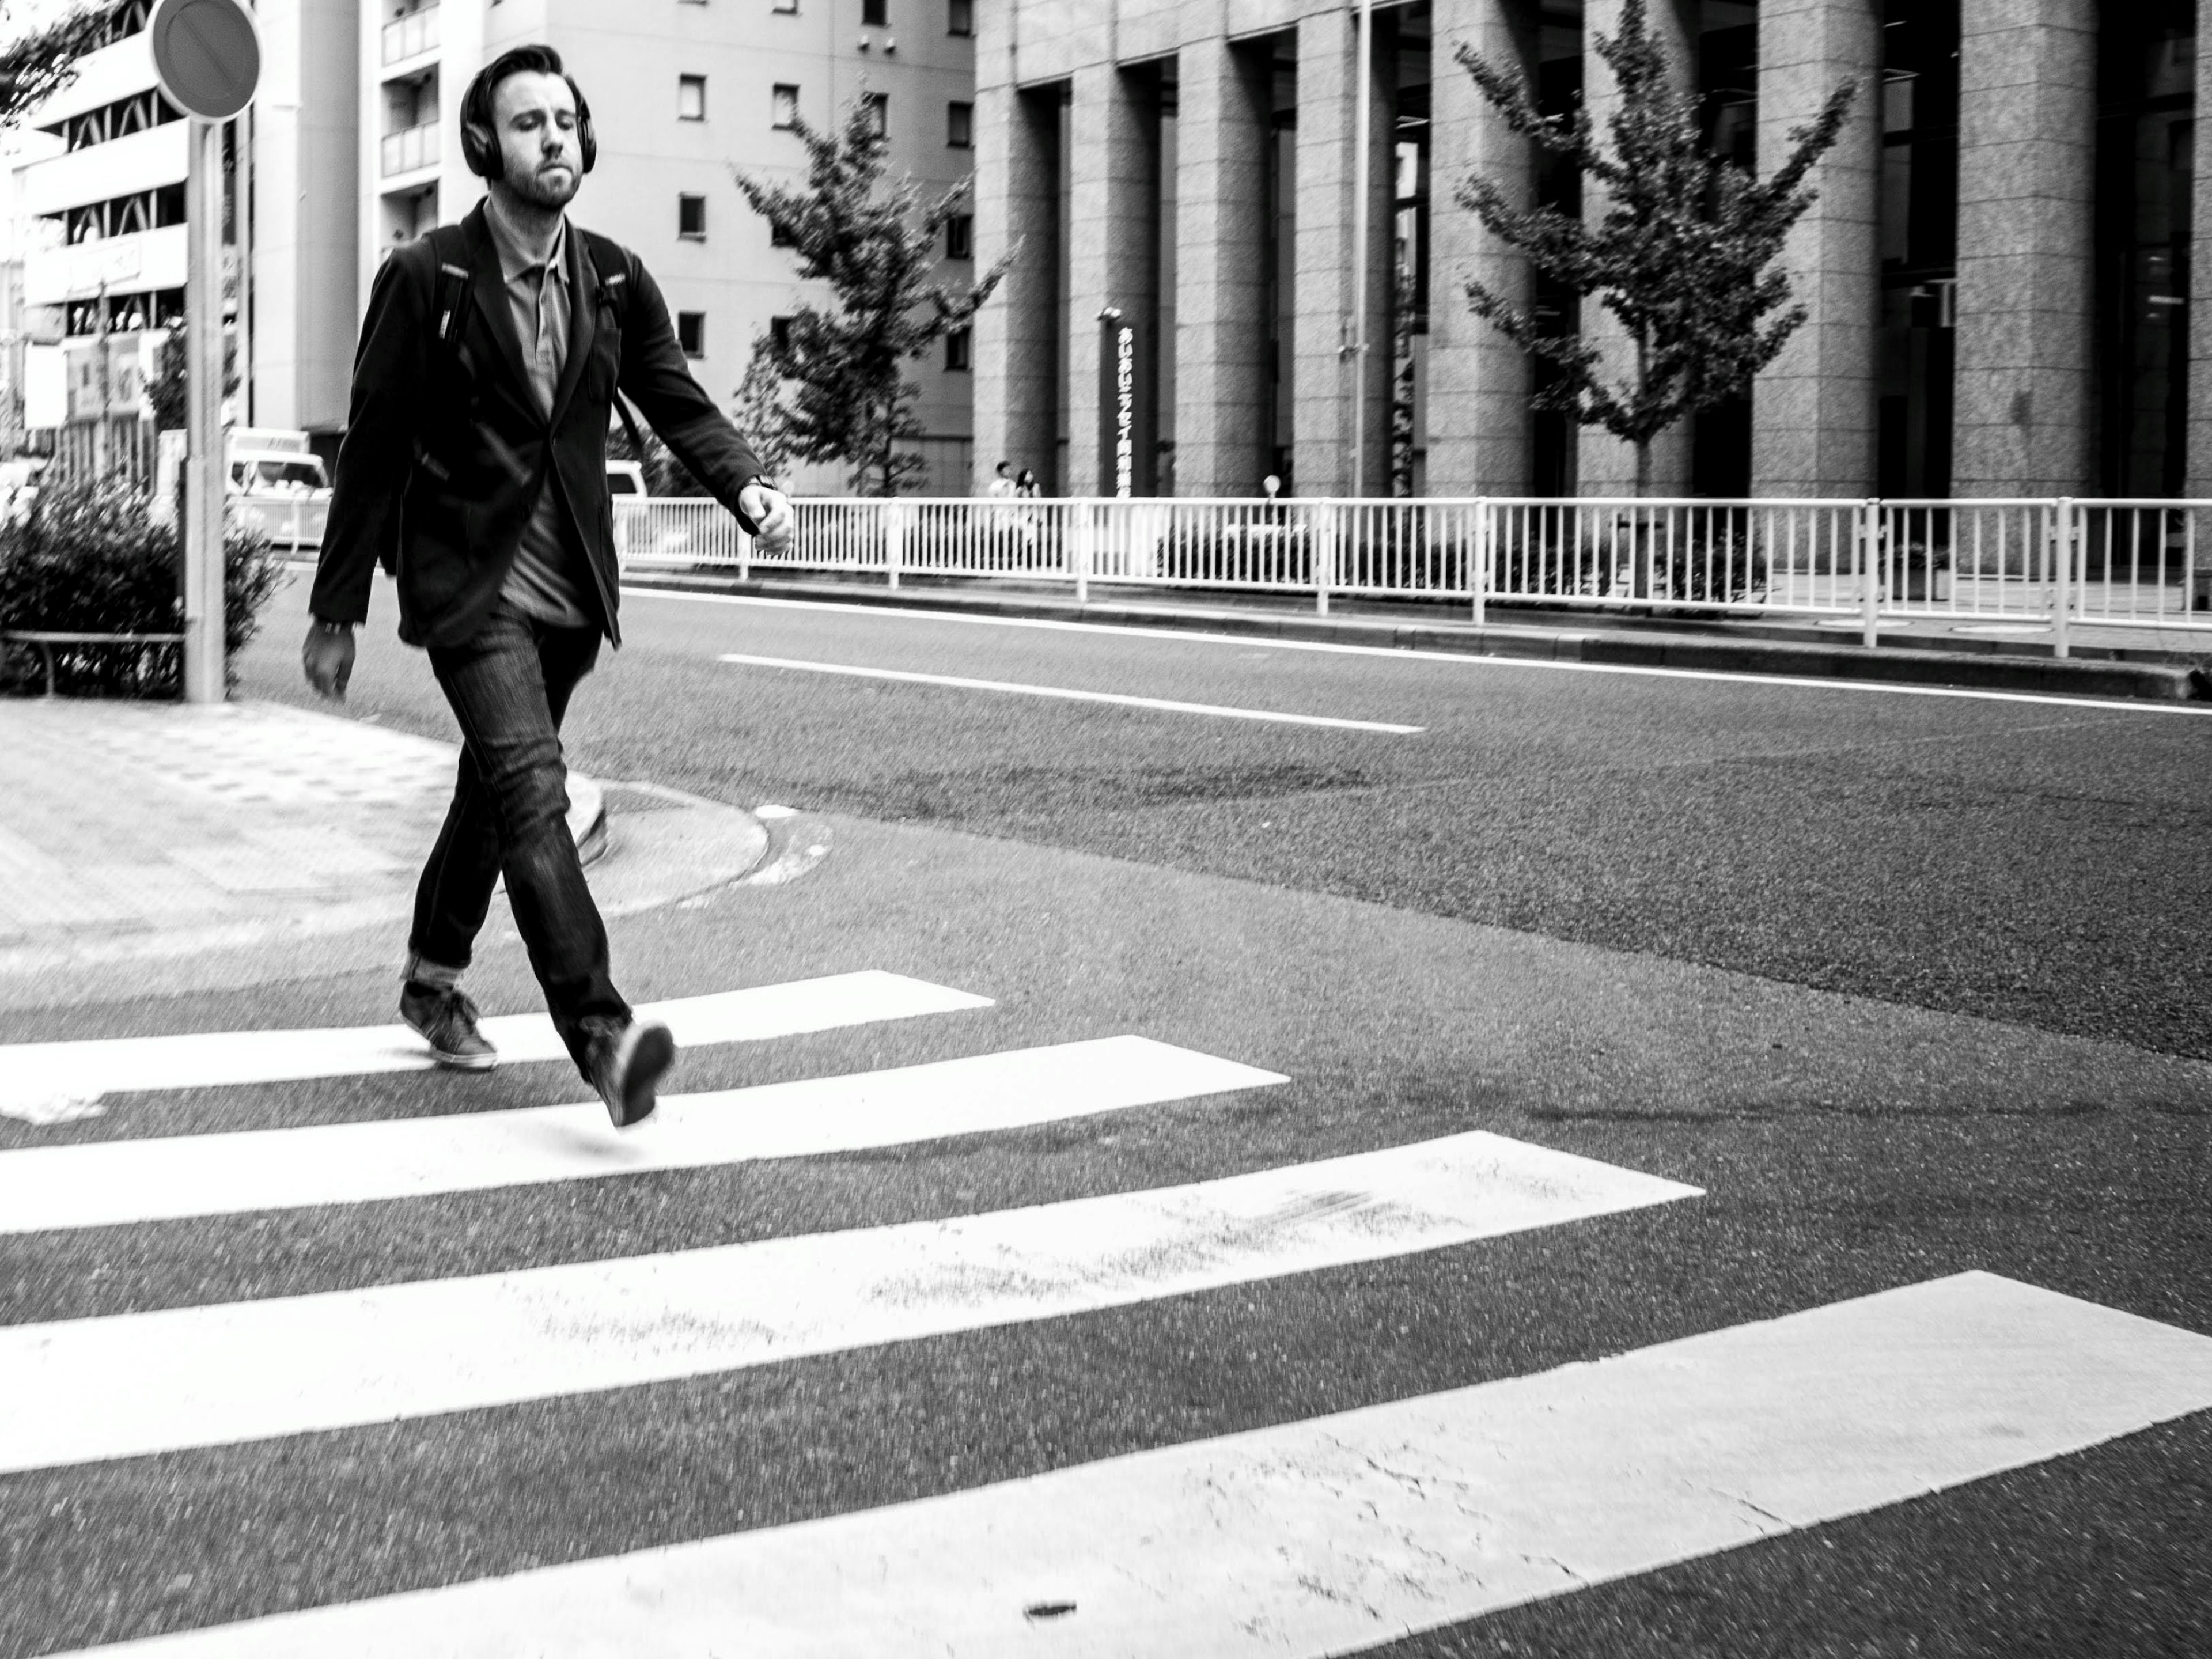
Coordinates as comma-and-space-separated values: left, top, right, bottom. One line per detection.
460, 73, 502, 181
571, 81, 596, 174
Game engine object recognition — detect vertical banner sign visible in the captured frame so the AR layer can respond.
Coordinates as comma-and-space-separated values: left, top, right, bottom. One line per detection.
1096, 311, 1145, 498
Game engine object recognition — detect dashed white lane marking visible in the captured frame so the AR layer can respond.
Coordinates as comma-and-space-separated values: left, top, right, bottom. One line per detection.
0, 1132, 1696, 1476
634, 588, 2212, 717
0, 1037, 1286, 1234
54, 1273, 2212, 1658
0, 972, 991, 1115
715, 652, 1427, 733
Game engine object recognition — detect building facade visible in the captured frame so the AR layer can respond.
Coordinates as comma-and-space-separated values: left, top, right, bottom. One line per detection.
367, 0, 982, 493
10, 0, 359, 478
978, 0, 2210, 502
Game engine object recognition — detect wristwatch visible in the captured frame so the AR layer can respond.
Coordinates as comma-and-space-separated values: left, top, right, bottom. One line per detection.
310, 616, 352, 635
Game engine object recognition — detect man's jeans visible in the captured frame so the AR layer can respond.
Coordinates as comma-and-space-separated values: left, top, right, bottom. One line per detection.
411, 599, 627, 1073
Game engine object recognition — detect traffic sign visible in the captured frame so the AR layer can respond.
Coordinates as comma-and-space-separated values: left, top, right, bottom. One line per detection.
149, 0, 261, 122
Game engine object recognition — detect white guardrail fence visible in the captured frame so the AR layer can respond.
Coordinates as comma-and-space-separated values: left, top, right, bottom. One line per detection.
613, 495, 2212, 653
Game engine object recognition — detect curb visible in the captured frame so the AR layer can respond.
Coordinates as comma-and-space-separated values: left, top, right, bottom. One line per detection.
623, 574, 2211, 705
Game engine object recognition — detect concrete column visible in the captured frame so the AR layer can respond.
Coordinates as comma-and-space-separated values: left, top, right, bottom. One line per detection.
1293, 7, 1395, 497
1752, 0, 1881, 498
1952, 0, 2096, 498
1427, 0, 1539, 498
1581, 0, 1697, 497
974, 80, 1060, 493
2187, 36, 2212, 499
1066, 63, 1160, 495
1174, 36, 1274, 498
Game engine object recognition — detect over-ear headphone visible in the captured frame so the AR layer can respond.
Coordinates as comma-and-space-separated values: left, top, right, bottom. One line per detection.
460, 45, 597, 183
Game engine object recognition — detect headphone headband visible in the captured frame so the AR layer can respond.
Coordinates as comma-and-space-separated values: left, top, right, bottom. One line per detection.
460, 46, 596, 183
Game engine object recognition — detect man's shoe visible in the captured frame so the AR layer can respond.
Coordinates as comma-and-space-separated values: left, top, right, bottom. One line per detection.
400, 981, 497, 1071
584, 1016, 675, 1129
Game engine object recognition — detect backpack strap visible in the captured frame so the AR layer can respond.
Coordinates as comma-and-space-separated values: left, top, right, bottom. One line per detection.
422, 223, 473, 358
578, 229, 650, 460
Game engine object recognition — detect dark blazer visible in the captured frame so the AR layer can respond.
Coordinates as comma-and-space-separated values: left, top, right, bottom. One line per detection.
312, 201, 764, 649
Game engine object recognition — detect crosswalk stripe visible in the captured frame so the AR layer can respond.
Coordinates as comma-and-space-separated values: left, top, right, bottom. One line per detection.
0, 1131, 1696, 1476
48, 1272, 2212, 1658
0, 972, 993, 1111
0, 1037, 1289, 1234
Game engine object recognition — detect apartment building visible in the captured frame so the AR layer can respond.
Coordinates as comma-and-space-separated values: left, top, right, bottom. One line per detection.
368, 0, 981, 493
10, 0, 359, 479
981, 0, 2209, 502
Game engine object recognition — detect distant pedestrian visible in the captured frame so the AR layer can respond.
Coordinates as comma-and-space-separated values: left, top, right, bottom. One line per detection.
302, 45, 793, 1129
984, 460, 1017, 500
1014, 468, 1039, 498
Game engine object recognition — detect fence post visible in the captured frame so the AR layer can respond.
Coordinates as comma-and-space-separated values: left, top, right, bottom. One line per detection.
1472, 498, 1489, 626
1859, 497, 1880, 649
738, 501, 752, 583
1317, 501, 1337, 616
2052, 497, 2073, 658
1074, 503, 1092, 605
885, 501, 903, 590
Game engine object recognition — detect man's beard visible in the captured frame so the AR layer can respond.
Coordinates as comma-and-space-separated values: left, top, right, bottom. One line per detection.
506, 160, 579, 211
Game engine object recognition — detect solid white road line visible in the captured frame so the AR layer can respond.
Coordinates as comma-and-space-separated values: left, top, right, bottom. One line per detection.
0, 1037, 1287, 1234
715, 652, 1426, 733
55, 1272, 2212, 1658
0, 972, 992, 1113
0, 1131, 1696, 1476
636, 588, 2212, 718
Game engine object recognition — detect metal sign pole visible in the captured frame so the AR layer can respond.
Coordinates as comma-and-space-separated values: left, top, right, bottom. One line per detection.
181, 115, 226, 703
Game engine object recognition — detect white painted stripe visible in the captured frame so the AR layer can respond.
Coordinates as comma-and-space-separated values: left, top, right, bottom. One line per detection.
0, 972, 991, 1112
0, 1037, 1287, 1234
637, 588, 2212, 717
0, 1132, 1696, 1476
55, 1272, 2212, 1658
715, 652, 1426, 733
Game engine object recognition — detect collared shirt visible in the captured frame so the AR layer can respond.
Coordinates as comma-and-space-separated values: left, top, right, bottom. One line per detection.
483, 203, 593, 628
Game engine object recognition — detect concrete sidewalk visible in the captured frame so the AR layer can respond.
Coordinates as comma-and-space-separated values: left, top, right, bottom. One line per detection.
0, 698, 767, 1010
623, 572, 2212, 704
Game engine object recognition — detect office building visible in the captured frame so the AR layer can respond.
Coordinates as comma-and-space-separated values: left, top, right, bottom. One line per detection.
977, 1, 2206, 502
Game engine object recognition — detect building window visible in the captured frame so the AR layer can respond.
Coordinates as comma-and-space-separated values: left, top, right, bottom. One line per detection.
865, 92, 888, 136
678, 194, 707, 239
945, 326, 971, 372
772, 84, 799, 128
947, 100, 972, 148
679, 75, 706, 121
948, 0, 972, 35
862, 0, 887, 25
676, 312, 706, 357
946, 213, 972, 260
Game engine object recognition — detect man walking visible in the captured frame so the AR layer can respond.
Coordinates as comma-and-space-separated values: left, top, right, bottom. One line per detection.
302, 45, 792, 1128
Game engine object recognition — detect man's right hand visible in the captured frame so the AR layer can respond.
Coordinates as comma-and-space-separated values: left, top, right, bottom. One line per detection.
302, 620, 357, 701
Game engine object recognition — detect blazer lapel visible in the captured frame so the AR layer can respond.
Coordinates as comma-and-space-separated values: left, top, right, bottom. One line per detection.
546, 221, 596, 431
461, 205, 532, 405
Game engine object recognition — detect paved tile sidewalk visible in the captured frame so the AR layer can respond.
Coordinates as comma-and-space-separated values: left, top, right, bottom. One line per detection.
0, 699, 467, 949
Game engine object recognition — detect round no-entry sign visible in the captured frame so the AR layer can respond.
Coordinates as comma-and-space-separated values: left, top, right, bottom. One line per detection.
149, 0, 260, 121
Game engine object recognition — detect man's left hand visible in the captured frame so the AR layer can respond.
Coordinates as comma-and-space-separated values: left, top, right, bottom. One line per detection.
739, 482, 794, 557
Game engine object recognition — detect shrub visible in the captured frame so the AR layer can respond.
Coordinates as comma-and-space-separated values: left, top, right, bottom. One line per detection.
0, 480, 283, 697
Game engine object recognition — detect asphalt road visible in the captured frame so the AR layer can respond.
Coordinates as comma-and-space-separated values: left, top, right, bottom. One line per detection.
249, 575, 2212, 1062
2, 573, 2204, 1657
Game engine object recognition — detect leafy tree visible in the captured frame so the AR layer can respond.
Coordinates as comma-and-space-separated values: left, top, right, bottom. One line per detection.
733, 93, 1012, 496
1454, 0, 1856, 496
148, 321, 237, 433
0, 2, 111, 131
